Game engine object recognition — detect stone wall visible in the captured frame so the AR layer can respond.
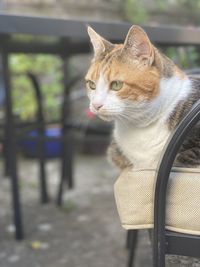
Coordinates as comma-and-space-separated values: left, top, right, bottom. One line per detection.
0, 0, 122, 21
0, 0, 198, 26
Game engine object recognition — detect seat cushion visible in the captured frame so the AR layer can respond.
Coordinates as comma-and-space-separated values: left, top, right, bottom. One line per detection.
114, 167, 200, 235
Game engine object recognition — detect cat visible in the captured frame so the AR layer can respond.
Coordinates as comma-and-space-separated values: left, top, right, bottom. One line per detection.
85, 25, 200, 266
85, 25, 200, 171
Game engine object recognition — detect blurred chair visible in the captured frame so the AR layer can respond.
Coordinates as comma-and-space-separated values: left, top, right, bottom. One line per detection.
0, 70, 76, 238
1, 72, 49, 202
22, 72, 76, 204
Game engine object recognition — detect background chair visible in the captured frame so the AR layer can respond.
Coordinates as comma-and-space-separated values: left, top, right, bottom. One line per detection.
0, 70, 76, 238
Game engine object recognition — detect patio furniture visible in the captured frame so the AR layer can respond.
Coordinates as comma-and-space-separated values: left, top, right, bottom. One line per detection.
27, 72, 76, 193
1, 14, 200, 241
153, 100, 200, 266
126, 68, 200, 267
117, 100, 200, 267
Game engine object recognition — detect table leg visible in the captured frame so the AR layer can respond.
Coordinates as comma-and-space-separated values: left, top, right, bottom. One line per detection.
1, 51, 24, 240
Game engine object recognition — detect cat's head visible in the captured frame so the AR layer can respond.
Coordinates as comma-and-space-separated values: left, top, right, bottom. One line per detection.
85, 25, 174, 122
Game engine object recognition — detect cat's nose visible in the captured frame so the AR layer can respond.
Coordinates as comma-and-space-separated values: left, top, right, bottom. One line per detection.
92, 102, 103, 111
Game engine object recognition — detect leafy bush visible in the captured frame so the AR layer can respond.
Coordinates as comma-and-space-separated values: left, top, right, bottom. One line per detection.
122, 0, 148, 24
10, 54, 62, 121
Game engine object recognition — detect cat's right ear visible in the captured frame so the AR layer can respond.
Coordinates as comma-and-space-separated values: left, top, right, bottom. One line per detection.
87, 26, 113, 57
123, 25, 154, 65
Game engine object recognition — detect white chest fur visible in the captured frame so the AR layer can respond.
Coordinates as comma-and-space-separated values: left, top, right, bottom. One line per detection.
114, 121, 171, 169
113, 75, 192, 169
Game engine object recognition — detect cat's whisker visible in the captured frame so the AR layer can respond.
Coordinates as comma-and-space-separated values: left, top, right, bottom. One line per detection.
116, 115, 131, 129
117, 113, 133, 125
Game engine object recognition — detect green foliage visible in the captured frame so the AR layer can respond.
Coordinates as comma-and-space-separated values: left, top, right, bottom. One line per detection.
10, 54, 62, 121
122, 0, 200, 69
164, 46, 199, 69
122, 0, 148, 24
122, 0, 200, 25
176, 0, 200, 9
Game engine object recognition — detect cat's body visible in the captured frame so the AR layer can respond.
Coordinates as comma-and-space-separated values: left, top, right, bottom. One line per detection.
112, 75, 200, 169
113, 75, 193, 169
85, 25, 200, 266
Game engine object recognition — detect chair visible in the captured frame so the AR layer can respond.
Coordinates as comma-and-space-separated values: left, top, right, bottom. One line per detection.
153, 99, 200, 266
28, 72, 75, 204
1, 72, 49, 201
126, 99, 200, 267
1, 70, 75, 239
20, 72, 76, 204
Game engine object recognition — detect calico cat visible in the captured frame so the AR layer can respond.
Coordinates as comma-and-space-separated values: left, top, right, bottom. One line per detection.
85, 25, 200, 170
85, 25, 200, 266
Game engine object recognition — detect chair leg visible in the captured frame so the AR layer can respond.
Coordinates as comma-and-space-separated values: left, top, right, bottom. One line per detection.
126, 230, 132, 249
38, 140, 49, 203
64, 131, 74, 189
27, 72, 49, 203
56, 173, 64, 206
56, 131, 74, 206
57, 56, 75, 206
127, 230, 138, 267
3, 137, 10, 176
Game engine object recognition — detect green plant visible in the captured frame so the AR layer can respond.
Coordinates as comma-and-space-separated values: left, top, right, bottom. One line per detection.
10, 54, 62, 121
176, 0, 200, 9
163, 46, 199, 69
122, 0, 148, 24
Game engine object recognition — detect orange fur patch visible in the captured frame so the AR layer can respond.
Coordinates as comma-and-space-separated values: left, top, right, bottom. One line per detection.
107, 59, 160, 101
86, 23, 186, 102
86, 44, 161, 101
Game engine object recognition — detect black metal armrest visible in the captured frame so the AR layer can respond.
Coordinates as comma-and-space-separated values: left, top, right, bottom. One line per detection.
153, 99, 200, 264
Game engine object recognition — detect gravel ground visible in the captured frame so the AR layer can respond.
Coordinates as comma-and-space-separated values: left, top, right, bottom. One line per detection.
0, 154, 152, 267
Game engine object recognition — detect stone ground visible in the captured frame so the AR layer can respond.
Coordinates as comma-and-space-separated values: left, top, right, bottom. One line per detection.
0, 153, 152, 267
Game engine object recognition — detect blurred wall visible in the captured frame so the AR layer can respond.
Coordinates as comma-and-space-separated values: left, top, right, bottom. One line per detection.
0, 0, 122, 21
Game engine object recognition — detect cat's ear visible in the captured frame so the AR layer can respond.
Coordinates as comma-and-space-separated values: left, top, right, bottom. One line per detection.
87, 26, 114, 57
123, 25, 154, 64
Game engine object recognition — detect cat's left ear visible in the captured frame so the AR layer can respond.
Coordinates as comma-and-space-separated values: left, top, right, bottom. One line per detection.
123, 25, 154, 65
87, 26, 114, 57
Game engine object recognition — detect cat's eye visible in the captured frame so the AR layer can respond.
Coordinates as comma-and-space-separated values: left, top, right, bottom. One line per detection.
86, 80, 96, 90
110, 80, 123, 91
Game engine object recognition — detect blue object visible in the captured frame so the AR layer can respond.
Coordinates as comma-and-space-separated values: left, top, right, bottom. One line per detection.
20, 127, 62, 158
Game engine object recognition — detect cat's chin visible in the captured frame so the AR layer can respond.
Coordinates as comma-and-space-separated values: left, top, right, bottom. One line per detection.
98, 114, 114, 121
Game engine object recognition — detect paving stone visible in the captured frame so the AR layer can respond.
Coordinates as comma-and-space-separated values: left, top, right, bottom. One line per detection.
0, 154, 151, 267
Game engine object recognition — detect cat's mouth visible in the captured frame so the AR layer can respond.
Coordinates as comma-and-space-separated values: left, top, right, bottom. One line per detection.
89, 103, 124, 121
90, 108, 116, 121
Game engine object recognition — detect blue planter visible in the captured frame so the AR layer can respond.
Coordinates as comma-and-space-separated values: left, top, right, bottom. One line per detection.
20, 127, 62, 158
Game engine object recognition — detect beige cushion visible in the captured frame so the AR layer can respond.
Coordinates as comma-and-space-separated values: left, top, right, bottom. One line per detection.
114, 168, 200, 235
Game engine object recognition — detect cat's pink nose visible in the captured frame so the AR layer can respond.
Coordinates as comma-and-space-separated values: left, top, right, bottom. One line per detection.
92, 102, 103, 111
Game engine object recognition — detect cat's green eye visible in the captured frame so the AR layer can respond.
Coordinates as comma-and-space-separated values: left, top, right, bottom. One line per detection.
110, 80, 123, 91
87, 80, 96, 90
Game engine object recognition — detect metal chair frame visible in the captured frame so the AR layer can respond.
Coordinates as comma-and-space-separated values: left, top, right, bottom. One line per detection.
127, 100, 200, 267
153, 100, 200, 266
